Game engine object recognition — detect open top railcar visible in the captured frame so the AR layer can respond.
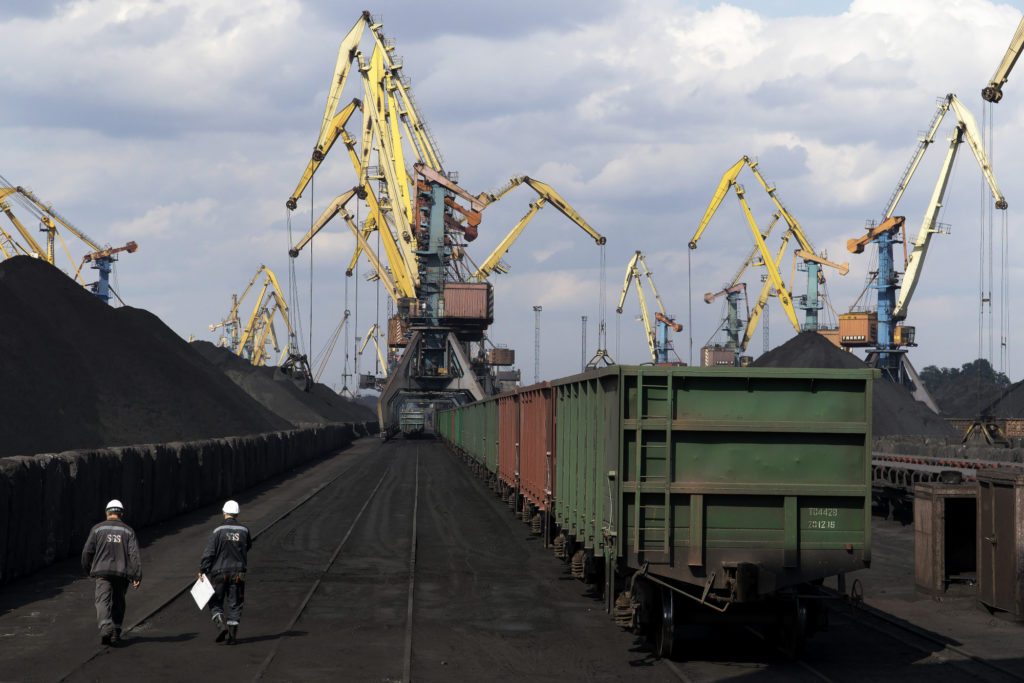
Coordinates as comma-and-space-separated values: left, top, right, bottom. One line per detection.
436, 364, 875, 658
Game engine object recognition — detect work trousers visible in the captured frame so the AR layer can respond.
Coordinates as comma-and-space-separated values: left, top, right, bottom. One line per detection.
94, 577, 128, 634
209, 572, 245, 625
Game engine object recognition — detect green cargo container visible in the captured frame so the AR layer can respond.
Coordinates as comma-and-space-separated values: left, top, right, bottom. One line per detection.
550, 365, 873, 603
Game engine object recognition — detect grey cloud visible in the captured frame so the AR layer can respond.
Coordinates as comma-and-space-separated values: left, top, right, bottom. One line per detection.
6, 0, 64, 19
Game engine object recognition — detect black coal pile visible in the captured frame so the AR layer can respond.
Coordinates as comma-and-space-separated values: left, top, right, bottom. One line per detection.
190, 341, 375, 424
981, 381, 1024, 418
0, 256, 295, 458
753, 332, 956, 437
923, 370, 1008, 418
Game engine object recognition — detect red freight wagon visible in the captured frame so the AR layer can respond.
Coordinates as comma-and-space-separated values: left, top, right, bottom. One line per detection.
517, 383, 555, 513
497, 393, 519, 490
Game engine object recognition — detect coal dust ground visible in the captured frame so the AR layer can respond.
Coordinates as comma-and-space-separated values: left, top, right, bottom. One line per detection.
4, 438, 1022, 682
0, 256, 372, 458
0, 439, 676, 683
754, 332, 956, 437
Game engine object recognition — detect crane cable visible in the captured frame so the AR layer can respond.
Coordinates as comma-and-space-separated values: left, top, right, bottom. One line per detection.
286, 201, 305, 358
309, 176, 315, 362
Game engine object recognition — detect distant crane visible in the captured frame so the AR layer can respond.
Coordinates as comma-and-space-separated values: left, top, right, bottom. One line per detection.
844, 93, 1005, 401
80, 241, 138, 303
211, 265, 297, 367
616, 251, 683, 365
703, 283, 747, 359
690, 157, 848, 334
358, 322, 388, 381
0, 181, 137, 302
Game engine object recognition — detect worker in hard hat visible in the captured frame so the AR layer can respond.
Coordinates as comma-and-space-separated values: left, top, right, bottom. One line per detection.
198, 500, 252, 644
80, 499, 142, 646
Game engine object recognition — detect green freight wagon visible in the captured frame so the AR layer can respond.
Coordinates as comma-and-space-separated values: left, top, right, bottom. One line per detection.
436, 364, 874, 659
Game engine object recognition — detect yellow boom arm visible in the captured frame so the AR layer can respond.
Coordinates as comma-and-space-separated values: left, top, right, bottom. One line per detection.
983, 16, 1024, 103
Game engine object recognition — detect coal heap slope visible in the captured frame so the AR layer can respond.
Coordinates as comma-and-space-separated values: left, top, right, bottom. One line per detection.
190, 341, 375, 424
927, 375, 1008, 418
982, 381, 1024, 418
753, 332, 956, 437
0, 256, 294, 458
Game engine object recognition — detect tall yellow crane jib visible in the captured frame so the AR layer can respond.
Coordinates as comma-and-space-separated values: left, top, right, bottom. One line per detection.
16, 186, 102, 251
318, 12, 371, 158
947, 95, 1007, 209
520, 177, 605, 245
892, 129, 961, 322
894, 95, 1008, 321
288, 188, 360, 256
339, 209, 400, 302
287, 98, 361, 210
374, 48, 413, 223
688, 157, 746, 249
366, 21, 442, 170
471, 199, 545, 281
742, 228, 794, 350
0, 198, 48, 259
983, 16, 1024, 103
469, 175, 605, 282
361, 51, 417, 262
733, 186, 801, 332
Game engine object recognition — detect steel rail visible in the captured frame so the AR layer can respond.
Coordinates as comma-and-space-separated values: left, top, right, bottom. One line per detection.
401, 449, 420, 683
250, 467, 390, 681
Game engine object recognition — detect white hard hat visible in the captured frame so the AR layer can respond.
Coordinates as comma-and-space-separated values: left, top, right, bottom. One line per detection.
222, 500, 240, 515
105, 499, 124, 512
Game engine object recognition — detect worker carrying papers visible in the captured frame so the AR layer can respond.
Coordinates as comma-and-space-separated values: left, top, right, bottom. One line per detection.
191, 574, 214, 609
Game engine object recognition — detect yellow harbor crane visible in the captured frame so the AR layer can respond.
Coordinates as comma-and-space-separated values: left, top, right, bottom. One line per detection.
359, 322, 389, 380
211, 265, 295, 367
0, 180, 137, 302
615, 251, 682, 365
690, 157, 848, 340
286, 12, 609, 435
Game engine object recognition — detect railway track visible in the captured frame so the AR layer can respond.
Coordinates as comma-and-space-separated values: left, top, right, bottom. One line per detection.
59, 448, 425, 683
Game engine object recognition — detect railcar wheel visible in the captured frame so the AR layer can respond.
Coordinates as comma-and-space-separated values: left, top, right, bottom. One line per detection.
655, 587, 683, 660
779, 598, 808, 660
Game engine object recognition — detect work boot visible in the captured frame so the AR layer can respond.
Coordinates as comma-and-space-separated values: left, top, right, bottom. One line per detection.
213, 613, 228, 642
110, 628, 121, 646
226, 625, 238, 645
100, 625, 113, 646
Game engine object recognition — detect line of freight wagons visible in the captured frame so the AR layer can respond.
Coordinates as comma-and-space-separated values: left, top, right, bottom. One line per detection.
435, 365, 876, 658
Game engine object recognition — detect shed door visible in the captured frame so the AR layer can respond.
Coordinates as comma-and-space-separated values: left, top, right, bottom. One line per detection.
978, 480, 1016, 611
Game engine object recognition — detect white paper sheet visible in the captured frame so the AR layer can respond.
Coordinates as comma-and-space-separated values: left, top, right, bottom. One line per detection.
191, 575, 215, 610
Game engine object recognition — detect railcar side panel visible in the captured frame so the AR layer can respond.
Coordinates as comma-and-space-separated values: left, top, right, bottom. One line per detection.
497, 393, 519, 488
518, 384, 554, 511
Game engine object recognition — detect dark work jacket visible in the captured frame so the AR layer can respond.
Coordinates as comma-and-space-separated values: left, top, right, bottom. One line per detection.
199, 519, 252, 576
81, 517, 142, 582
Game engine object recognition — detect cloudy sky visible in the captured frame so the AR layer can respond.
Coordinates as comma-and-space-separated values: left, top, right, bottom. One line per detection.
4, 0, 1024, 390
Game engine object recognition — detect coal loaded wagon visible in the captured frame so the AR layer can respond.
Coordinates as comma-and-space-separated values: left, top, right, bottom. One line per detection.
436, 365, 875, 658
